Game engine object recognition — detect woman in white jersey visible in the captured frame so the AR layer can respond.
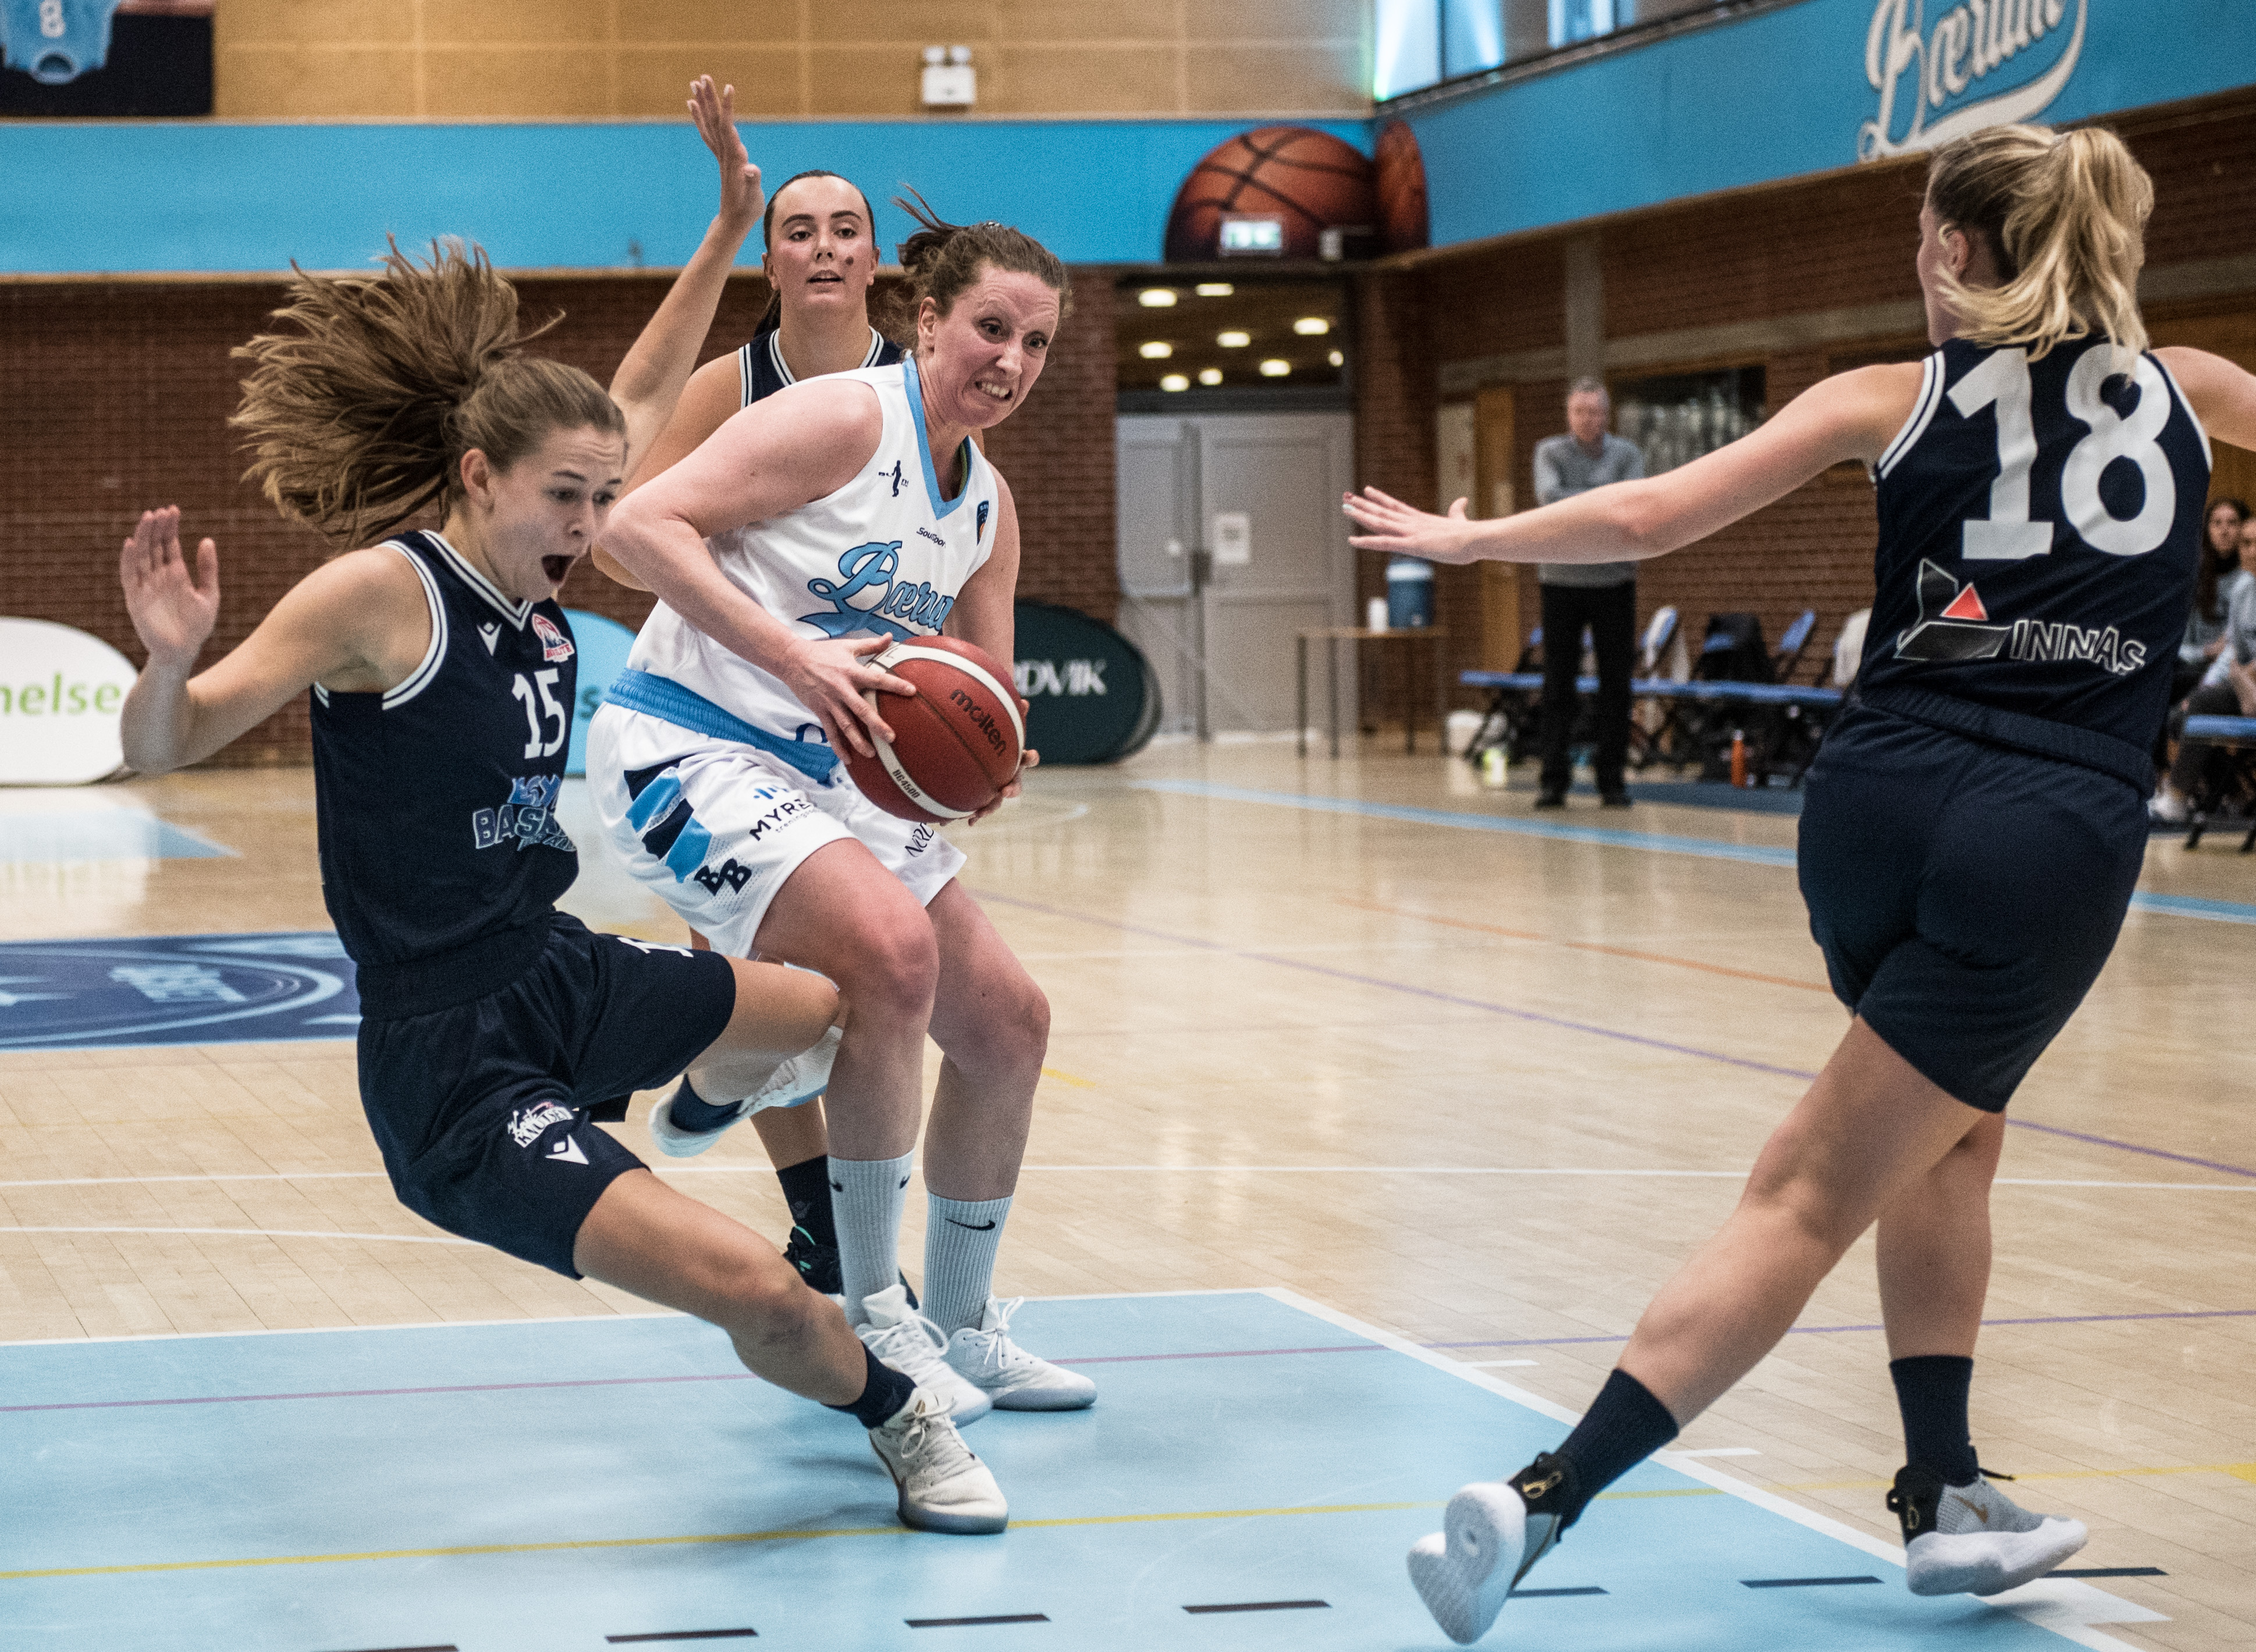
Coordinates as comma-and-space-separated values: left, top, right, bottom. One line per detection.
587, 205, 1094, 1423
593, 166, 908, 1300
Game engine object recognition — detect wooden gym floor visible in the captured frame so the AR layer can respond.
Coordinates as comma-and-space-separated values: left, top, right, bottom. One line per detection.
0, 741, 2249, 1649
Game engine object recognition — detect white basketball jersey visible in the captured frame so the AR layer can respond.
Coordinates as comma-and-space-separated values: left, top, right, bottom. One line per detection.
627, 358, 1002, 737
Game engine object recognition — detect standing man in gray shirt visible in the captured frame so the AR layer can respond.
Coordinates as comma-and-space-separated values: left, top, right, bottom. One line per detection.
1531, 377, 1645, 807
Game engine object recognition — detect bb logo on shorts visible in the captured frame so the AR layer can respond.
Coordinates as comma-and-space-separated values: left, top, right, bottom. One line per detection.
507, 1099, 575, 1149
531, 613, 575, 663
692, 858, 755, 896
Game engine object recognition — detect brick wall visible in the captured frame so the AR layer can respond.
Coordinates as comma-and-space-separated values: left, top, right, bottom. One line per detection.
0, 267, 1120, 766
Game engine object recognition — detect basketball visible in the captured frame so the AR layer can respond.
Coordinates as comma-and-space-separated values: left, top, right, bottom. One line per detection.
1373, 118, 1431, 254
1163, 125, 1377, 262
844, 636, 1025, 823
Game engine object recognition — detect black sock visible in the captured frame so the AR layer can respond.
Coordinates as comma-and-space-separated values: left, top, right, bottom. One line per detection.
1539, 1369, 1681, 1526
1891, 1355, 1978, 1486
824, 1343, 918, 1430
667, 1074, 740, 1134
776, 1154, 837, 1249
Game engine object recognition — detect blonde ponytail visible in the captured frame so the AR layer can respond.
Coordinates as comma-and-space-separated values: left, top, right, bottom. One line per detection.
1926, 123, 2152, 367
232, 239, 623, 549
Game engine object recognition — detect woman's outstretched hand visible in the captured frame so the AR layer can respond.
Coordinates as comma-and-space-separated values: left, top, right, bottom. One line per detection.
1342, 486, 1482, 564
687, 76, 763, 235
120, 506, 219, 670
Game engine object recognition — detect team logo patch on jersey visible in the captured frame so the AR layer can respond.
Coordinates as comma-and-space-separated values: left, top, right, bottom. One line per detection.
472, 773, 575, 852
886, 460, 906, 497
530, 613, 575, 662
1896, 559, 2147, 677
1895, 561, 2010, 663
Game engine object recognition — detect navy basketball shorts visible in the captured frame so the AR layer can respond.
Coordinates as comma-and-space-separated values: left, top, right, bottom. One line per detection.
356, 914, 737, 1277
1797, 706, 2146, 1114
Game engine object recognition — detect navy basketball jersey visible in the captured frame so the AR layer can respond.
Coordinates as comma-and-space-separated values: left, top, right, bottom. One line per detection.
1860, 335, 2209, 751
310, 530, 580, 1018
736, 325, 900, 407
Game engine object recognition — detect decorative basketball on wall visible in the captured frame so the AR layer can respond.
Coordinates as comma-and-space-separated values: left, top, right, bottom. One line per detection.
1163, 126, 1377, 262
1373, 119, 1431, 254
844, 637, 1025, 824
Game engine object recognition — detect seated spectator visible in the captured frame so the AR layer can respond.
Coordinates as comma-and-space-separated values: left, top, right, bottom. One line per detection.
2154, 498, 2247, 770
2181, 499, 2248, 695
2152, 540, 2256, 822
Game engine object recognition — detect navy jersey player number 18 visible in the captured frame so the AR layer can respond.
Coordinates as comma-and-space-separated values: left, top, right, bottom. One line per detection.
1347, 120, 2256, 1646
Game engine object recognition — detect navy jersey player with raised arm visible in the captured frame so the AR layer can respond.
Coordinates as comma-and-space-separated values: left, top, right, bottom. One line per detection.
113, 80, 1008, 1540
1347, 121, 2256, 1643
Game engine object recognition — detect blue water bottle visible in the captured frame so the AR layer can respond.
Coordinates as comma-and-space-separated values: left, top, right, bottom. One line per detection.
1385, 557, 1434, 629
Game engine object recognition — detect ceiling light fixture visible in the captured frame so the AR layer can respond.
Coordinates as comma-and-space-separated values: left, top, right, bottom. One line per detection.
1293, 317, 1331, 335
1138, 289, 1178, 307
1259, 358, 1291, 377
1160, 373, 1189, 392
1138, 341, 1173, 359
1217, 330, 1251, 348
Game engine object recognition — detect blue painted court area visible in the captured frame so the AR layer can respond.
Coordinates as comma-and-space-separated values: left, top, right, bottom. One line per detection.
0, 810, 230, 862
0, 932, 358, 1049
0, 1291, 2119, 1652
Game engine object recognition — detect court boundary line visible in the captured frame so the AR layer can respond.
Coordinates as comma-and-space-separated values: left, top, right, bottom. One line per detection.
9, 1167, 2256, 1192
1252, 1287, 2162, 1650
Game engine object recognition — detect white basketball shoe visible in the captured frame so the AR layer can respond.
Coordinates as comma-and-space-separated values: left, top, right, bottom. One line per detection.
855, 1284, 992, 1425
1889, 1466, 2089, 1596
943, 1296, 1098, 1411
1407, 1454, 1574, 1644
868, 1389, 1008, 1534
648, 1025, 841, 1157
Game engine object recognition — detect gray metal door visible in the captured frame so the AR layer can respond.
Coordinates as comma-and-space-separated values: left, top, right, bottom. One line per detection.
1116, 411, 1355, 737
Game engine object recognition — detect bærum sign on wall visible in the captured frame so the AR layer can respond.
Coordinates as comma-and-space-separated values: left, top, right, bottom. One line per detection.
1861, 0, 2086, 159
1404, 0, 2256, 250
0, 619, 137, 785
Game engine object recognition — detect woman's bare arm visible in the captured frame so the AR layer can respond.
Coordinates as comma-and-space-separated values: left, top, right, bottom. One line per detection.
1344, 363, 1923, 566
119, 507, 429, 774
592, 356, 745, 591
599, 378, 914, 755
2158, 346, 2256, 455
607, 77, 763, 487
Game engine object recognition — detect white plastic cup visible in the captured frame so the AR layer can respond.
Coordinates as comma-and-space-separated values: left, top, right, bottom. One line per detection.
1366, 595, 1389, 632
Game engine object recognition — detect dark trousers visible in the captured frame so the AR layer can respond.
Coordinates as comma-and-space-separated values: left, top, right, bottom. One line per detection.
1539, 580, 1636, 794
2166, 679, 2246, 796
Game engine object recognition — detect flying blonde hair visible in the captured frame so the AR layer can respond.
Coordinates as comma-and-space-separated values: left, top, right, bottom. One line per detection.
1925, 123, 2152, 367
233, 239, 622, 548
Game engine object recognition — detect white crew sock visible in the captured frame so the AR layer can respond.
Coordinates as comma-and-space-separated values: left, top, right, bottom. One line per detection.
923, 1193, 1012, 1335
830, 1152, 914, 1326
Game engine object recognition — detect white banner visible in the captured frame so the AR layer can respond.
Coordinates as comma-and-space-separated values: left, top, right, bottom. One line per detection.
0, 617, 137, 784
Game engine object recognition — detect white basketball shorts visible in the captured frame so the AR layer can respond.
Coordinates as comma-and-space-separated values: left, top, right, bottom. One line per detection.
585, 703, 966, 958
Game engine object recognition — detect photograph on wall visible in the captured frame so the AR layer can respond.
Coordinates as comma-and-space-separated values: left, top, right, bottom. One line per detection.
0, 0, 210, 116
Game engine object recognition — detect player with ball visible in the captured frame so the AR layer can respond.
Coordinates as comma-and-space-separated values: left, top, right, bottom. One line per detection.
588, 199, 1091, 1423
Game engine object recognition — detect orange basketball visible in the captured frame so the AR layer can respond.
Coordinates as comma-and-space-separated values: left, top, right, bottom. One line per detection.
844, 637, 1024, 825
1164, 126, 1377, 262
1374, 119, 1431, 254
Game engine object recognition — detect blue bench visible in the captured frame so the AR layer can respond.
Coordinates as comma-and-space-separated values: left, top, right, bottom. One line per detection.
1458, 671, 1844, 783
2179, 715, 2256, 851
